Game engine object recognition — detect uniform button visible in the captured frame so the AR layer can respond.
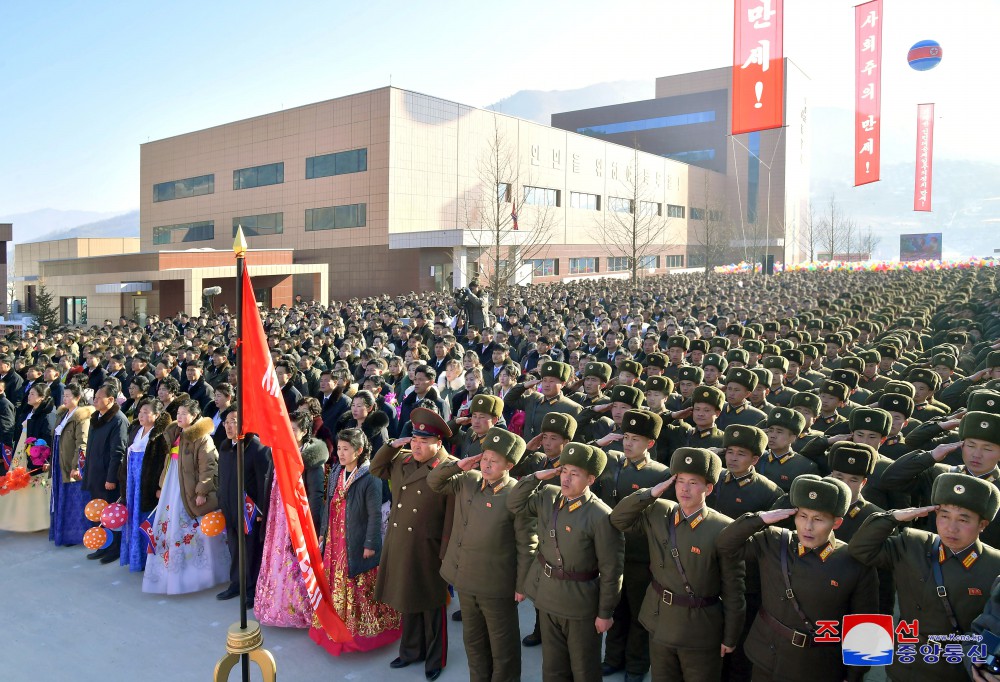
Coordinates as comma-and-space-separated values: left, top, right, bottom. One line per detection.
393, 523, 397, 527
417, 490, 422, 494
402, 486, 407, 490
407, 527, 412, 532
413, 509, 418, 513
397, 503, 402, 508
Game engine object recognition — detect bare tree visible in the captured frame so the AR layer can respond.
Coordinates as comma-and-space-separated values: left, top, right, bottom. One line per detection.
591, 147, 673, 285
816, 194, 849, 261
690, 174, 737, 275
463, 115, 554, 300
799, 205, 819, 262
859, 225, 881, 260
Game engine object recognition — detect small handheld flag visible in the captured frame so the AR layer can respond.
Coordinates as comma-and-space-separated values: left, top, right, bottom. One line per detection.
244, 492, 260, 535
511, 199, 519, 231
139, 509, 157, 555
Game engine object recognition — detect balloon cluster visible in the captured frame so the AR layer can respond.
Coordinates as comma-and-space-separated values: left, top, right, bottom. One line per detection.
81, 499, 129, 549
715, 257, 997, 275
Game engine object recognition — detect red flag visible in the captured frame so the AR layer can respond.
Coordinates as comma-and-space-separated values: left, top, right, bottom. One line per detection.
732, 0, 784, 135
854, 0, 883, 186
914, 103, 934, 212
240, 265, 350, 642
511, 198, 519, 231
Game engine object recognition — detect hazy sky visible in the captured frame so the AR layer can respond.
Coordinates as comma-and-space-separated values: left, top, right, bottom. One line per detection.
0, 0, 992, 214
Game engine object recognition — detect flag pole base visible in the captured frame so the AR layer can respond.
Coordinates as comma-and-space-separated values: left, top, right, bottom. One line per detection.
213, 620, 277, 682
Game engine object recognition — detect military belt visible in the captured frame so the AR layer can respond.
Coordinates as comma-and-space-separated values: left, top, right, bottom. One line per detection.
650, 578, 719, 608
758, 609, 817, 648
536, 553, 599, 581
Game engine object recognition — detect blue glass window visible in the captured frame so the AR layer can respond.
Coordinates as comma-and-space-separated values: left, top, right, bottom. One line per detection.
577, 110, 716, 136
153, 221, 215, 245
665, 149, 717, 163
233, 213, 283, 237
153, 174, 214, 202
234, 163, 284, 190
305, 204, 366, 231
306, 149, 367, 179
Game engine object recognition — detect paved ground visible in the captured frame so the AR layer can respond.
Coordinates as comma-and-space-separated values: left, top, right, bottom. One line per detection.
2, 529, 543, 682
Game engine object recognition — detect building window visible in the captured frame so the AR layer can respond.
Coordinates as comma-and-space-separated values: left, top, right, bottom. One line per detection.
525, 258, 558, 277
523, 186, 559, 207
576, 110, 716, 136
667, 204, 686, 219
233, 213, 283, 237
305, 204, 367, 231
666, 149, 717, 163
61, 296, 87, 325
608, 197, 633, 213
687, 253, 706, 268
234, 162, 284, 190
153, 221, 215, 245
639, 201, 662, 217
497, 183, 511, 203
153, 174, 214, 202
569, 257, 597, 275
664, 255, 684, 268
607, 257, 630, 272
569, 192, 600, 210
640, 255, 660, 269
306, 148, 368, 179
690, 207, 705, 220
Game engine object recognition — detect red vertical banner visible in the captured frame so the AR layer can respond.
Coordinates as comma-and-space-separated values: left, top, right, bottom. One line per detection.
855, 0, 882, 186
732, 0, 784, 135
914, 103, 935, 212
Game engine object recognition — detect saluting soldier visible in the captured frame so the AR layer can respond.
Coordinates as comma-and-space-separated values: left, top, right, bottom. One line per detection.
568, 362, 613, 409
610, 447, 745, 682
849, 472, 1000, 682
507, 443, 624, 682
663, 335, 690, 382
813, 380, 850, 433
657, 386, 726, 462
668, 365, 704, 413
877, 393, 917, 460
446, 394, 504, 460
372, 407, 457, 681
642, 376, 676, 423
757, 407, 818, 493
505, 361, 582, 442
908, 367, 950, 422
584, 385, 644, 454
428, 427, 532, 682
593, 410, 670, 682
717, 368, 767, 429
717, 475, 879, 682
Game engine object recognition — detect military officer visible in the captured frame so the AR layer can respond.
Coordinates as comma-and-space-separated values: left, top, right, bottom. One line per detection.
513, 413, 576, 481
849, 473, 1000, 682
593, 410, 671, 681
717, 368, 767, 429
657, 386, 726, 460
447, 394, 504, 460
663, 335, 690, 382
781, 349, 815, 392
428, 427, 531, 682
757, 407, 819, 492
701, 353, 728, 389
610, 447, 745, 682
717, 475, 879, 682
578, 385, 641, 447
642, 376, 676, 423
372, 407, 458, 680
908, 367, 949, 421
507, 443, 624, 682
877, 392, 917, 460
762, 355, 798, 408
505, 361, 582, 442
814, 380, 850, 433
569, 362, 613, 408
822, 442, 883, 541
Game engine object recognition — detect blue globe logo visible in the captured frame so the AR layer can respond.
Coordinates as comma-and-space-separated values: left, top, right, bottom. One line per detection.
908, 40, 943, 71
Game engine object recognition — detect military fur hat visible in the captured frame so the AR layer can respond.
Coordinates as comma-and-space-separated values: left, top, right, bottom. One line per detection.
968, 390, 1000, 415
908, 368, 941, 392
622, 409, 662, 440
692, 385, 725, 411
726, 367, 758, 391
763, 355, 789, 373
644, 353, 668, 370
790, 475, 851, 517
821, 380, 849, 403
690, 339, 709, 354
559, 442, 607, 477
669, 447, 723, 484
828, 442, 878, 476
790, 392, 822, 416
987, 351, 1000, 369
959, 412, 1000, 446
470, 394, 504, 419
850, 407, 892, 437
482, 427, 526, 464
763, 321, 779, 332
703, 353, 729, 372
645, 376, 674, 395
840, 356, 864, 373
678, 365, 705, 384
883, 380, 916, 399
878, 393, 914, 419
619, 359, 643, 377
932, 472, 1000, 522
743, 339, 765, 355
766, 406, 807, 436
751, 368, 772, 389
710, 337, 732, 352
782, 349, 805, 366
831, 369, 860, 390
724, 424, 767, 458
540, 361, 574, 383
726, 349, 750, 366
667, 335, 690, 351
541, 413, 577, 440
857, 350, 881, 365
931, 353, 958, 371
945, 332, 969, 346
609, 385, 644, 409
583, 362, 612, 382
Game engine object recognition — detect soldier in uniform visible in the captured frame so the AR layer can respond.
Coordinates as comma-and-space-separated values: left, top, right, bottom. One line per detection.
507, 443, 625, 682
821, 442, 883, 541
663, 336, 690, 382
814, 380, 850, 433
610, 447, 745, 682
513, 413, 576, 481
904, 389, 1000, 454
717, 368, 767, 429
701, 353, 728, 390
593, 410, 670, 681
428, 427, 531, 682
504, 361, 582, 442
568, 362, 613, 409
757, 407, 819, 492
667, 366, 703, 412
643, 352, 668, 378
849, 472, 1000, 682
580, 385, 643, 451
657, 386, 726, 461
781, 349, 815, 392
372, 407, 458, 681
446, 394, 504, 460
762, 355, 798, 408
748, 368, 775, 417
642, 376, 675, 423
710, 424, 781, 682
717, 475, 879, 682
857, 349, 890, 393
908, 367, 949, 422
877, 393, 917, 460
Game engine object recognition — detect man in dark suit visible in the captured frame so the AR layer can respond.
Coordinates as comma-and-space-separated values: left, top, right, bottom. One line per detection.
0, 355, 24, 410
184, 362, 212, 411
0, 381, 15, 474
44, 364, 63, 412
216, 411, 272, 606
82, 383, 130, 564
319, 369, 350, 434
85, 352, 108, 392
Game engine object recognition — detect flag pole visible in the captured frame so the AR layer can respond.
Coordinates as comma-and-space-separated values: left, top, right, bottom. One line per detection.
214, 226, 276, 682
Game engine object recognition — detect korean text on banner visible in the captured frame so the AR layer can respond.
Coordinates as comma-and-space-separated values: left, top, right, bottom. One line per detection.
914, 104, 935, 212
855, 0, 882, 186
732, 0, 784, 135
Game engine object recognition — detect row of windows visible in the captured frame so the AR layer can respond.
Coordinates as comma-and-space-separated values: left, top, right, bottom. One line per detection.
305, 203, 367, 231
523, 186, 559, 207
152, 148, 368, 202
576, 110, 716, 136
497, 185, 692, 220
155, 205, 366, 244
234, 212, 283, 237
606, 256, 665, 272
689, 208, 723, 221
152, 221, 215, 245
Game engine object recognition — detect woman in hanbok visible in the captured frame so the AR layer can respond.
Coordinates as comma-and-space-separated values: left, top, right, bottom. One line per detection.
142, 399, 229, 594
254, 413, 321, 628
310, 428, 400, 655
0, 383, 57, 532
120, 398, 169, 571
49, 382, 94, 545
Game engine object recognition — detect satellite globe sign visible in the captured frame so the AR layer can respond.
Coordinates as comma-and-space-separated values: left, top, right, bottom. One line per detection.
900, 233, 942, 261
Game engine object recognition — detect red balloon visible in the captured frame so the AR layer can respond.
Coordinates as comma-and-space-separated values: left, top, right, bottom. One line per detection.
101, 502, 128, 531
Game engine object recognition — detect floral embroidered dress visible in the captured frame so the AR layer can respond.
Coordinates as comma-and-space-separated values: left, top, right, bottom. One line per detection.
142, 437, 229, 594
0, 429, 51, 532
309, 467, 400, 655
254, 476, 315, 627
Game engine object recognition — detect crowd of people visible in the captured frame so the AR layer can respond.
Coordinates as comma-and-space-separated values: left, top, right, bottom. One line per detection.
1, 266, 1000, 681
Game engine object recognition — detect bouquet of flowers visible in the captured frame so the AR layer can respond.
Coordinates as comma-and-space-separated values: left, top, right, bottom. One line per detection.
26, 438, 52, 469
0, 468, 31, 495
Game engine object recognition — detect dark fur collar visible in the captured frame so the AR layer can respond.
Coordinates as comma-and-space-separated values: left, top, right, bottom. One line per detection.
93, 403, 122, 427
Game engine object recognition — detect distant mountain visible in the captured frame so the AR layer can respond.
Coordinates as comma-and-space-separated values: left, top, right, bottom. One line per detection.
29, 210, 140, 242
485, 81, 652, 124
0, 208, 123, 244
